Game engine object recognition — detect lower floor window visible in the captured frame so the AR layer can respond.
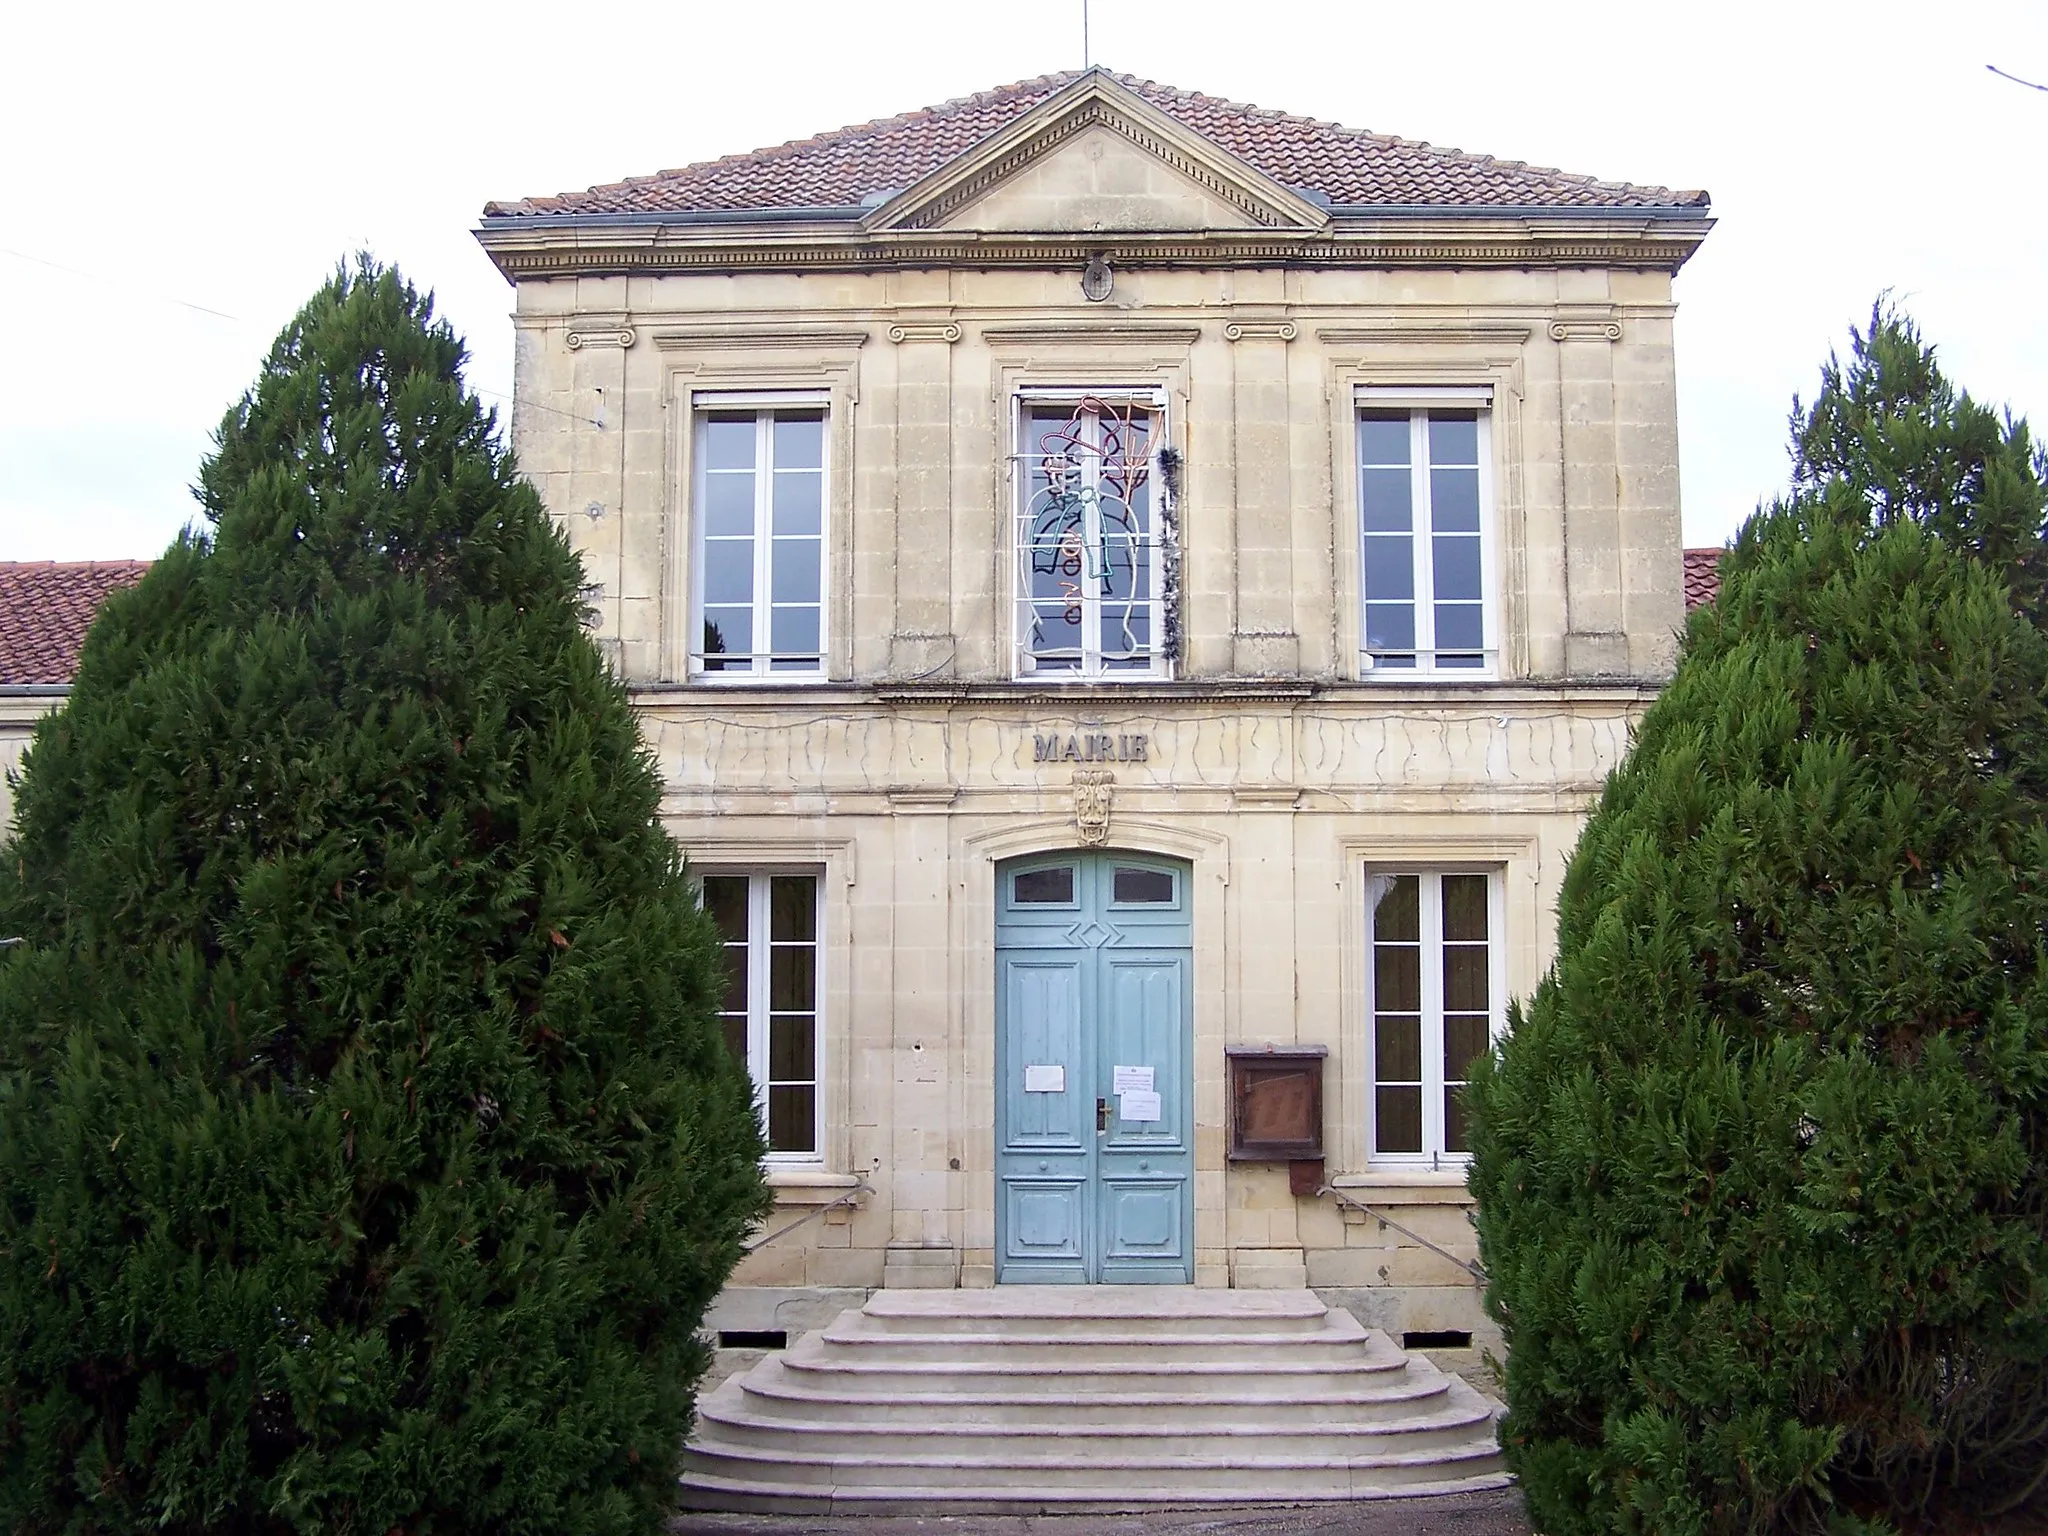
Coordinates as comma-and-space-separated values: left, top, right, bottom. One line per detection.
1368, 870, 1500, 1164
701, 872, 820, 1157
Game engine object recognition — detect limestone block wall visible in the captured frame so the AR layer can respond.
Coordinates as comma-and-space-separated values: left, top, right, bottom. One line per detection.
653, 685, 1648, 1325
504, 264, 1687, 689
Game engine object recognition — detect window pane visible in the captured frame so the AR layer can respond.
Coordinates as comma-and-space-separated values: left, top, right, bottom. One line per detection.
1112, 867, 1174, 903
703, 472, 756, 538
770, 607, 820, 658
1365, 603, 1416, 653
1102, 599, 1148, 657
1435, 604, 1485, 653
1030, 602, 1084, 660
701, 876, 748, 941
701, 609, 748, 664
1373, 875, 1420, 942
722, 1017, 748, 1070
704, 415, 756, 470
767, 1085, 817, 1153
1442, 874, 1488, 942
773, 412, 824, 469
1364, 535, 1415, 600
1432, 535, 1482, 601
1444, 1089, 1471, 1155
1360, 468, 1414, 533
772, 470, 822, 536
1014, 866, 1075, 904
1374, 946, 1420, 1012
1375, 1015, 1421, 1081
769, 946, 815, 1012
1430, 467, 1481, 533
1443, 945, 1489, 1013
771, 538, 821, 603
702, 540, 754, 606
1444, 1013, 1489, 1083
770, 877, 816, 942
769, 1015, 815, 1081
1358, 413, 1411, 466
1428, 412, 1479, 467
1376, 1086, 1423, 1154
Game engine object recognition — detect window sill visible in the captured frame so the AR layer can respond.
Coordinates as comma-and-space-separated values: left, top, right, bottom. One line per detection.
1331, 1168, 1475, 1206
765, 1168, 862, 1205
687, 675, 832, 687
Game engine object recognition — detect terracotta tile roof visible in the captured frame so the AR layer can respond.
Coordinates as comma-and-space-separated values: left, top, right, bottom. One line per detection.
0, 561, 150, 686
1683, 547, 1724, 612
485, 70, 1708, 219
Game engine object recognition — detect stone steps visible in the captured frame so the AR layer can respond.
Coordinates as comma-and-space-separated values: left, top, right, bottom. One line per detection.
678, 1286, 1508, 1513
736, 1359, 1456, 1425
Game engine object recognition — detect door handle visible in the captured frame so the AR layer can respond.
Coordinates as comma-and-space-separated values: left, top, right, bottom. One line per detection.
1097, 1096, 1110, 1133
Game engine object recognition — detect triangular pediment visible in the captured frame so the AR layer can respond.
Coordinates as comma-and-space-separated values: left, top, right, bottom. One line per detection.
864, 71, 1330, 236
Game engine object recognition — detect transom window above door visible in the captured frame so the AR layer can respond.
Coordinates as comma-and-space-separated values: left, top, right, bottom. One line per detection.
1014, 393, 1173, 680
692, 399, 826, 680
1357, 389, 1496, 678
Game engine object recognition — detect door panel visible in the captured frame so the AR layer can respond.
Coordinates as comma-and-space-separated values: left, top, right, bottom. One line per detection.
996, 853, 1193, 1283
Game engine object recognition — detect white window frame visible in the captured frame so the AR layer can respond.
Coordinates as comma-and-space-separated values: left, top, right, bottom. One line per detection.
1011, 387, 1172, 682
1364, 867, 1507, 1169
689, 391, 830, 683
701, 868, 825, 1165
1356, 386, 1498, 680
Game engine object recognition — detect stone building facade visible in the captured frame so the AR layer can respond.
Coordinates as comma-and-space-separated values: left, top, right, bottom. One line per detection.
475, 69, 1713, 1342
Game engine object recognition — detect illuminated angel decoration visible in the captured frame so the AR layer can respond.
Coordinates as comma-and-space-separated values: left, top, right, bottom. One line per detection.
1017, 396, 1168, 674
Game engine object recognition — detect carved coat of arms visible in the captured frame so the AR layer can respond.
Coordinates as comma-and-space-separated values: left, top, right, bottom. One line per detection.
1073, 770, 1115, 846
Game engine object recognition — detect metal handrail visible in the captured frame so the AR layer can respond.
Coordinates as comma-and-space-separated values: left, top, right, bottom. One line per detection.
1317, 1183, 1486, 1287
742, 1180, 872, 1253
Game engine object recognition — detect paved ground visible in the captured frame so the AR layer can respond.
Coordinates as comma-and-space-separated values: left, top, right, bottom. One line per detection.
671, 1489, 1531, 1536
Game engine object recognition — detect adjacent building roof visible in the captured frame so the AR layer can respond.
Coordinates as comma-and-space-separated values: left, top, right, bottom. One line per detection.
0, 561, 150, 686
484, 69, 1709, 220
1683, 548, 1724, 612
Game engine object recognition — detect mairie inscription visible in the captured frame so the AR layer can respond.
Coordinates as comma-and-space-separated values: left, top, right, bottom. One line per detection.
1033, 730, 1149, 765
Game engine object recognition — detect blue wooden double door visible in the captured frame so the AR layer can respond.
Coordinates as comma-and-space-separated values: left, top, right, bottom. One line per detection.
995, 852, 1193, 1283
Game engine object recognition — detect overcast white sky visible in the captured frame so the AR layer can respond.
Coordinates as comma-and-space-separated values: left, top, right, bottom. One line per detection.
4, 0, 2043, 562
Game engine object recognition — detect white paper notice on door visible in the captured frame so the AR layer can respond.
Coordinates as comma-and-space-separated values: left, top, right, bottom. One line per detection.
1023, 1064, 1065, 1094
1119, 1088, 1163, 1122
1112, 1065, 1155, 1094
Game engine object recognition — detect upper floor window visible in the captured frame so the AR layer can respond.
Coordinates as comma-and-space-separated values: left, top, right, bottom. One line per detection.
1014, 393, 1172, 680
1358, 392, 1495, 677
1366, 869, 1503, 1166
692, 399, 825, 679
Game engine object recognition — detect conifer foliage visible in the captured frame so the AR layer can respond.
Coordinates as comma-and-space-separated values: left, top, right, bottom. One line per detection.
0, 262, 769, 1534
1468, 307, 2048, 1534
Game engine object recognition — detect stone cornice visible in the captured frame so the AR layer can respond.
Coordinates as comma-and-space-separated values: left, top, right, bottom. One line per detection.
651, 327, 870, 351
1317, 321, 1535, 346
624, 679, 1664, 709
478, 221, 1711, 280
981, 323, 1204, 345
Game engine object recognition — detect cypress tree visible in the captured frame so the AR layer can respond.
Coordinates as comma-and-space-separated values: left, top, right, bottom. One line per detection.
1467, 306, 2048, 1533
0, 261, 769, 1534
